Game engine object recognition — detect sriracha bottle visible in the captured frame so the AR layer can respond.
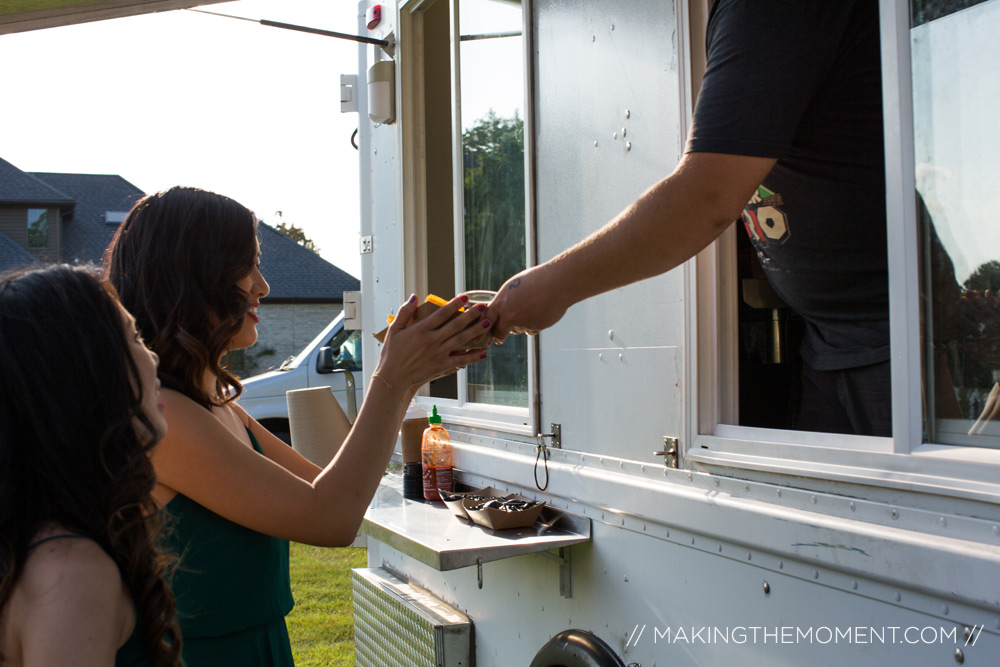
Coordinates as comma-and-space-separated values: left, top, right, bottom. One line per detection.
421, 405, 454, 500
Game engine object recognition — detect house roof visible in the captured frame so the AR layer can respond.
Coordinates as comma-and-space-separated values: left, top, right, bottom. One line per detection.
0, 157, 358, 300
29, 171, 144, 266
258, 223, 359, 302
0, 230, 40, 270
0, 157, 75, 206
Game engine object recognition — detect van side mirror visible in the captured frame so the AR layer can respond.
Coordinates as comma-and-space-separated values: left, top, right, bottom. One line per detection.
317, 346, 334, 373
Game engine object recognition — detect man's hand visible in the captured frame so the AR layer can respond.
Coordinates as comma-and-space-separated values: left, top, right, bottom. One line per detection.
487, 266, 569, 344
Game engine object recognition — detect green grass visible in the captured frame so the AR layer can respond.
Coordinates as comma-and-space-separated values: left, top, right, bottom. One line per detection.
287, 543, 368, 666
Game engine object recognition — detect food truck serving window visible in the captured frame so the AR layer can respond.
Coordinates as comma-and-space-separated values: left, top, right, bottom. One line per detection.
690, 0, 1000, 501
455, 0, 528, 410
399, 0, 531, 426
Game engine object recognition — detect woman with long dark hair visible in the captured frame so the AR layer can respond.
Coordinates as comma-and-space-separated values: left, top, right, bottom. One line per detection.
105, 186, 489, 666
0, 264, 181, 666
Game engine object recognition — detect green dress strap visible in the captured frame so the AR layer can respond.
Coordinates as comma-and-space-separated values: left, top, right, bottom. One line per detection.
26, 533, 90, 550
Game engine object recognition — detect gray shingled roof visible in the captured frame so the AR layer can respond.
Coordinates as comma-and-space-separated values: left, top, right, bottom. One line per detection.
0, 157, 357, 299
30, 171, 144, 266
0, 230, 40, 270
0, 157, 75, 206
258, 222, 359, 302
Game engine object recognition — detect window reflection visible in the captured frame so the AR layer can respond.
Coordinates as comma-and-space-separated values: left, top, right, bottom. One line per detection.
459, 0, 528, 407
27, 208, 48, 248
913, 0, 1000, 446
330, 328, 362, 372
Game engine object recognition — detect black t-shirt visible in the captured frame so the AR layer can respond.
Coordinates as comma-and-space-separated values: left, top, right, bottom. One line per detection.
687, 0, 889, 371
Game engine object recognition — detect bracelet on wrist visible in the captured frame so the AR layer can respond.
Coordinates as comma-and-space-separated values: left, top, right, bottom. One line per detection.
371, 371, 406, 405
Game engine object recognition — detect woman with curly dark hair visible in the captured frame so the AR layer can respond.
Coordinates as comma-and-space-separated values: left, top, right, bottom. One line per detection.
105, 186, 489, 666
0, 264, 182, 667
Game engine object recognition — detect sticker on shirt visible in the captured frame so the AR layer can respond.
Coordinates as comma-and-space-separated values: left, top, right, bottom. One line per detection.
742, 185, 789, 245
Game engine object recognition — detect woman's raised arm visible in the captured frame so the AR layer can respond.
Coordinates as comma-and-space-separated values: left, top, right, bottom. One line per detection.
151, 294, 490, 546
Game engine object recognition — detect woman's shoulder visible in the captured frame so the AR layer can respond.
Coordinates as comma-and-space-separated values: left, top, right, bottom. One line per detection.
18, 529, 125, 604
159, 386, 204, 412
7, 529, 135, 660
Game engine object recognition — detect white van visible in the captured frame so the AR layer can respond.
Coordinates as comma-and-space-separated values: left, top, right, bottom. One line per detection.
238, 312, 362, 442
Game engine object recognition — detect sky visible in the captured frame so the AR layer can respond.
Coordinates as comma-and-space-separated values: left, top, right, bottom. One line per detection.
0, 0, 365, 277
911, 1, 1000, 285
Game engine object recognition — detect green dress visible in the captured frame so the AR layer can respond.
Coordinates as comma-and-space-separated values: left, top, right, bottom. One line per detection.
162, 429, 295, 666
115, 621, 156, 667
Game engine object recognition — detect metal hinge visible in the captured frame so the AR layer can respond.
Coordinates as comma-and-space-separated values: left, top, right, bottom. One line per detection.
653, 436, 679, 468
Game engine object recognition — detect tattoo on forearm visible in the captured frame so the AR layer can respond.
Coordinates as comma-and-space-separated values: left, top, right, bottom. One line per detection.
508, 278, 521, 290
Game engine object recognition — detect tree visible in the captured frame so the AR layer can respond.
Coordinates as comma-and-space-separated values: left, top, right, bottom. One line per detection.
964, 259, 1000, 292
461, 110, 525, 293
461, 111, 528, 403
273, 211, 320, 254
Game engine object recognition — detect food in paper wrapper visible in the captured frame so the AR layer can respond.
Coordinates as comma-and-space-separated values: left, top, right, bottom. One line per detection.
373, 294, 493, 347
438, 487, 502, 519
463, 493, 545, 530
439, 486, 545, 528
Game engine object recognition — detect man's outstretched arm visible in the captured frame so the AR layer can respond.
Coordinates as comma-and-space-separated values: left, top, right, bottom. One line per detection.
488, 151, 776, 342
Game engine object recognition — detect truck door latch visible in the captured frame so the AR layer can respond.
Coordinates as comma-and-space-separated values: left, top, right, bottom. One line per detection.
653, 436, 679, 468
534, 424, 561, 491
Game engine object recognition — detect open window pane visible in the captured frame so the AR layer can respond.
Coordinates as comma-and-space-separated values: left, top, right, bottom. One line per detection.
458, 0, 528, 407
912, 0, 1000, 447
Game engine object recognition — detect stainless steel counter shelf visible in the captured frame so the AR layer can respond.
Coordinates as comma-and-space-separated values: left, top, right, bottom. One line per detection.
361, 474, 591, 597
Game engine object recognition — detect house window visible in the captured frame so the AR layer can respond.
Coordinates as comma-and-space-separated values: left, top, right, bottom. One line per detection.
912, 0, 1000, 448
27, 209, 48, 248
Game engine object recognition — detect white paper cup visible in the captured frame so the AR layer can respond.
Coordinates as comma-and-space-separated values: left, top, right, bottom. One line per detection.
286, 386, 351, 466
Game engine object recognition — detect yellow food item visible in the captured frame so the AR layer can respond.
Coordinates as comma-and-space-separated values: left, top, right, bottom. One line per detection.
386, 294, 460, 324
425, 294, 448, 307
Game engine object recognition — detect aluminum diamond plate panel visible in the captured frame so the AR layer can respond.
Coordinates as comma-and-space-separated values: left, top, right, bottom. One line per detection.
353, 567, 472, 667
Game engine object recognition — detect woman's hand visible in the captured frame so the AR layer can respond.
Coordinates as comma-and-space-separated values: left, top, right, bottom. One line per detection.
374, 294, 491, 392
150, 296, 490, 547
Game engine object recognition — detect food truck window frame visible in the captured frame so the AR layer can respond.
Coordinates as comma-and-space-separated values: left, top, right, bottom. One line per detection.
397, 0, 536, 435
686, 0, 1000, 504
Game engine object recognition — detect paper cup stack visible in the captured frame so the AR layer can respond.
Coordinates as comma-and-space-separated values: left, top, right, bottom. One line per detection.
286, 386, 351, 467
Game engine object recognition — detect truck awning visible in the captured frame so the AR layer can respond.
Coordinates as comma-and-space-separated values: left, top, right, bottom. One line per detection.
0, 0, 232, 35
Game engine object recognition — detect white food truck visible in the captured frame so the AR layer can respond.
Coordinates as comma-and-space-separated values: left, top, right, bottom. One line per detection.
5, 1, 998, 665
346, 0, 1000, 665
